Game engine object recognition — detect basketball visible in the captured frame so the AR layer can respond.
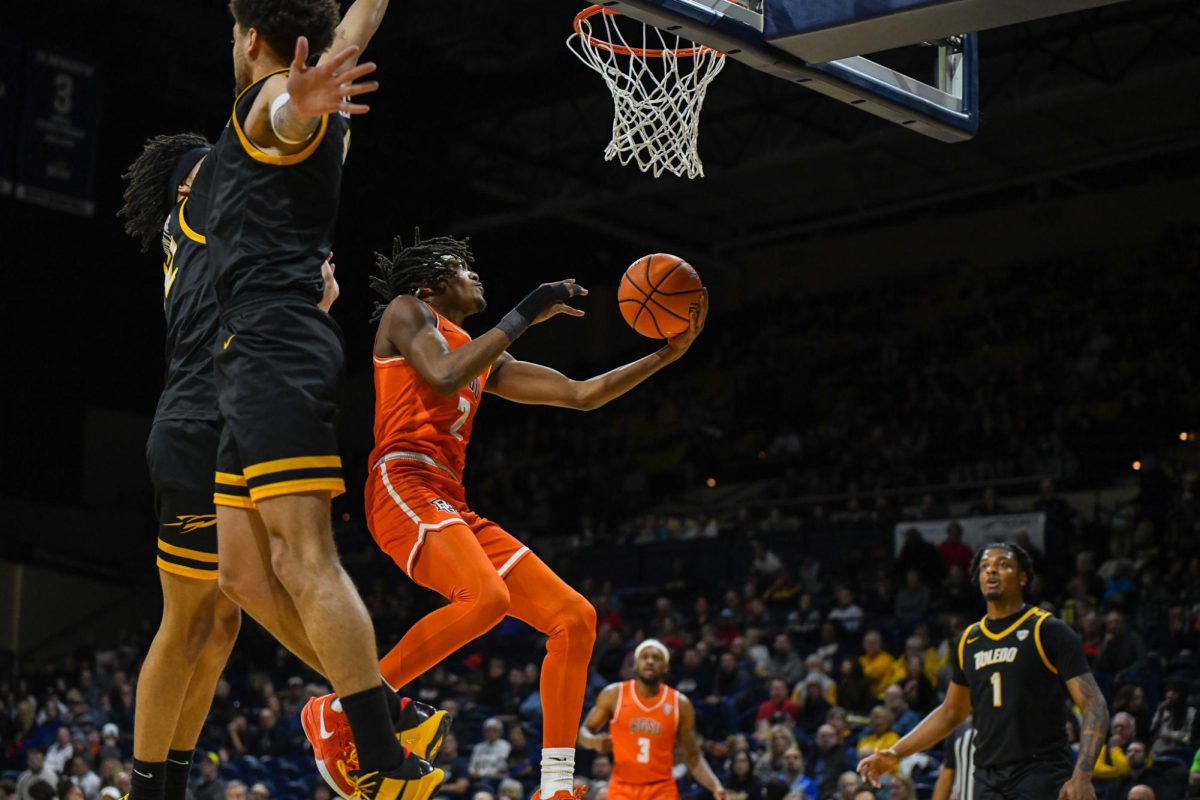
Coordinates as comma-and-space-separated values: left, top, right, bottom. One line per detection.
618, 254, 703, 339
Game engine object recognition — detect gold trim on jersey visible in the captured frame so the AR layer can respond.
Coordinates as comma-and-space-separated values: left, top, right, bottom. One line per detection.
178, 198, 206, 244
214, 492, 256, 509
957, 624, 974, 671
1033, 611, 1058, 673
215, 471, 247, 486
249, 477, 345, 501
230, 68, 330, 166
978, 606, 1041, 641
243, 455, 342, 479
158, 538, 219, 563
157, 557, 219, 580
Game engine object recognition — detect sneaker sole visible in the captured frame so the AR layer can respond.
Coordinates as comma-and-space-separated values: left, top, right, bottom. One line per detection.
398, 709, 450, 761
391, 767, 445, 800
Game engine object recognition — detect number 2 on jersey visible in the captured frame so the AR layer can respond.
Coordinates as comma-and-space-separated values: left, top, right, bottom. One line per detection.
449, 396, 471, 440
990, 671, 1002, 707
636, 737, 651, 763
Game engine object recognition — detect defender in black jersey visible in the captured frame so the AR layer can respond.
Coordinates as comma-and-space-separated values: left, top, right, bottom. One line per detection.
120, 133, 241, 800
205, 2, 441, 798
858, 542, 1109, 800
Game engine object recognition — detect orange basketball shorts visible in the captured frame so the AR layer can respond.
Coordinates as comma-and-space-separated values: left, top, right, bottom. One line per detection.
364, 454, 530, 579
607, 780, 679, 800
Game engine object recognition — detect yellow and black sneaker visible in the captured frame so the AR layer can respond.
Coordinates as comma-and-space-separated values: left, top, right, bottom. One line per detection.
396, 698, 450, 761
349, 750, 443, 800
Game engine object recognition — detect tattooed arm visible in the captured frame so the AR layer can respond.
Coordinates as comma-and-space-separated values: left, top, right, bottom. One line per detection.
1059, 672, 1108, 800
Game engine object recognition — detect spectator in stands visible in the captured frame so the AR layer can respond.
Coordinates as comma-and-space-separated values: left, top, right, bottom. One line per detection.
1114, 684, 1152, 739
1095, 712, 1138, 780
851, 788, 875, 800
936, 523, 972, 573
779, 749, 815, 800
752, 542, 784, 581
194, 752, 225, 800
590, 755, 611, 783
1095, 611, 1146, 678
496, 779, 522, 800
756, 726, 799, 783
68, 755, 99, 800
61, 782, 85, 800
505, 724, 535, 785
1149, 680, 1196, 756
828, 588, 864, 635
17, 750, 57, 800
858, 632, 895, 699
757, 680, 800, 738
1103, 740, 1171, 800
249, 782, 270, 800
45, 727, 73, 775
969, 487, 1006, 517
836, 660, 873, 716
468, 718, 511, 782
1061, 578, 1097, 627
768, 635, 805, 686
893, 570, 931, 632
896, 528, 944, 586
433, 732, 470, 798
794, 676, 832, 736
937, 565, 976, 616
882, 685, 919, 737
225, 780, 247, 800
795, 654, 836, 704
856, 708, 899, 765
471, 793, 495, 800
786, 594, 823, 643
96, 725, 120, 764
1073, 551, 1106, 601
1126, 786, 1155, 800
835, 772, 859, 800
888, 773, 915, 800
808, 725, 854, 800
814, 623, 846, 675
722, 750, 760, 800
712, 651, 753, 711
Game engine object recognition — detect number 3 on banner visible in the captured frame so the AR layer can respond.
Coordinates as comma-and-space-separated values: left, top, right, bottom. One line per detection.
449, 396, 471, 440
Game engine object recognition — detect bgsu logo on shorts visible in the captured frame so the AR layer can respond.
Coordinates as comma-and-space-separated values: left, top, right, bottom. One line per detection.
430, 498, 456, 514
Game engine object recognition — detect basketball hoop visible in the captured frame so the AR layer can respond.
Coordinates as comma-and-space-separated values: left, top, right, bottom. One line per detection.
567, 5, 726, 179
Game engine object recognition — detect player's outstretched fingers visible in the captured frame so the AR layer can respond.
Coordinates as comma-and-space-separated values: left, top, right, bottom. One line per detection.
291, 35, 310, 70
335, 60, 377, 84
322, 43, 362, 74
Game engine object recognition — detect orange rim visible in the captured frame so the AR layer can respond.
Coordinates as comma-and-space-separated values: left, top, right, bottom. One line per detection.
573, 5, 721, 58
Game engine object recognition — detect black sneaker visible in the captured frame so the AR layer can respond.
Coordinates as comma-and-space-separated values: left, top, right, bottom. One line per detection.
349, 751, 444, 800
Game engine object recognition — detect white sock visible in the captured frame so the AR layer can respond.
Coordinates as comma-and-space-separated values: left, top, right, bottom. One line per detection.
540, 747, 575, 796
331, 697, 343, 713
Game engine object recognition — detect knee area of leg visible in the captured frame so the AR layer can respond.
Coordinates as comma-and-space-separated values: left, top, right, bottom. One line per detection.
562, 594, 598, 639
473, 578, 511, 623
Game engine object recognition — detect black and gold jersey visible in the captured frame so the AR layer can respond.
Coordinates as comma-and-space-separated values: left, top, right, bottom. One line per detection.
206, 69, 350, 305
156, 160, 217, 422
951, 605, 1089, 768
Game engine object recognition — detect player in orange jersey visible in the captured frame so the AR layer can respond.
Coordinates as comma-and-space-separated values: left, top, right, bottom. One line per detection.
303, 231, 708, 800
580, 639, 727, 800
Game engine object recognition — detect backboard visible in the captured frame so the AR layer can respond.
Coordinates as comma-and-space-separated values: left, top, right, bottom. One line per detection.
591, 0, 1132, 142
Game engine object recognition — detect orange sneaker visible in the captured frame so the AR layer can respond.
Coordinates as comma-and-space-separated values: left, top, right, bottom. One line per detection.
529, 786, 588, 800
302, 694, 451, 800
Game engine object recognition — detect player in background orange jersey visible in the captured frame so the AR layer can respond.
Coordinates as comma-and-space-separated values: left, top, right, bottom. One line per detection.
581, 640, 727, 800
303, 232, 708, 800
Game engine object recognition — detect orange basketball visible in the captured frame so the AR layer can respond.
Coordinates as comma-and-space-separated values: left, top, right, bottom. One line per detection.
618, 253, 703, 339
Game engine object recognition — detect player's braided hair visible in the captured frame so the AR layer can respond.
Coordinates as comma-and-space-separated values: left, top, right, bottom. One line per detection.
118, 132, 210, 253
369, 229, 474, 322
969, 541, 1035, 596
229, 0, 340, 63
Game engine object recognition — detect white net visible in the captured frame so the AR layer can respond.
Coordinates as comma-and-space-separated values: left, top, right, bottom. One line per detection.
567, 6, 726, 179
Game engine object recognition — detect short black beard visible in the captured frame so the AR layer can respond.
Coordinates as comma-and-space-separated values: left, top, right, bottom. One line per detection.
638, 675, 663, 691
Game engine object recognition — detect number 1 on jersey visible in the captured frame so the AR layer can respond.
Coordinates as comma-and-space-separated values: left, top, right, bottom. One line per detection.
449, 396, 471, 440
636, 737, 651, 763
990, 671, 1002, 707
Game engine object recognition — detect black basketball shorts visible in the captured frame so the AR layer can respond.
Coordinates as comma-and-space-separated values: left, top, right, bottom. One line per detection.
974, 751, 1074, 800
147, 418, 220, 579
213, 296, 345, 508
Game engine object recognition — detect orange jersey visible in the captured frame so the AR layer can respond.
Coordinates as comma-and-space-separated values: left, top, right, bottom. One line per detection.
369, 306, 489, 481
610, 681, 680, 785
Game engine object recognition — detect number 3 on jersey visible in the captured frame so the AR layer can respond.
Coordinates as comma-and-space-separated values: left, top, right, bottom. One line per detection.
636, 737, 651, 763
449, 396, 471, 441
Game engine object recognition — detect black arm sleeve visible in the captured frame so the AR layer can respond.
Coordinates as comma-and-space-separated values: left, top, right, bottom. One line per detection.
1039, 617, 1090, 681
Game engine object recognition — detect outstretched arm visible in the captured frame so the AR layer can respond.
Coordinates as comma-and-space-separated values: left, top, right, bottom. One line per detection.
378, 280, 587, 395
858, 682, 971, 787
678, 696, 727, 800
1059, 673, 1107, 800
579, 685, 617, 753
486, 289, 707, 410
319, 0, 390, 68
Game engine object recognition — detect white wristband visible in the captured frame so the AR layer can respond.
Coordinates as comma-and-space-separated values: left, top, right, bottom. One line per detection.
269, 92, 309, 144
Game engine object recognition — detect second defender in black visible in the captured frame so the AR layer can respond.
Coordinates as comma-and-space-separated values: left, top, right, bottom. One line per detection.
857, 542, 1109, 800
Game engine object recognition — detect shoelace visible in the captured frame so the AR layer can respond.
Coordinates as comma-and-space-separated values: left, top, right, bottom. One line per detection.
348, 769, 379, 800
336, 745, 360, 784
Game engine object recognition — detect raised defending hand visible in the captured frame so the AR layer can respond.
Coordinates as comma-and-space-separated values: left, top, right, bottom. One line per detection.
287, 36, 379, 117
664, 287, 708, 359
856, 748, 899, 788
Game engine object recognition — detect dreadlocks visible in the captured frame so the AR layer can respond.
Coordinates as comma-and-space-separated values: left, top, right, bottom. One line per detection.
369, 229, 475, 322
118, 132, 210, 253
970, 541, 1035, 596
